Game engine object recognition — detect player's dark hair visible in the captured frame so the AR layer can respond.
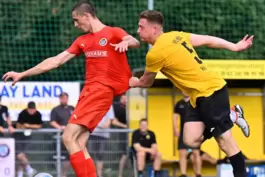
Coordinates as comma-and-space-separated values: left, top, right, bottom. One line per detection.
72, 0, 96, 17
140, 10, 164, 27
140, 118, 148, 123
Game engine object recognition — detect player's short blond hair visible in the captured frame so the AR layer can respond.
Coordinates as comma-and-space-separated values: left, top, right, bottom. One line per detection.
140, 10, 164, 26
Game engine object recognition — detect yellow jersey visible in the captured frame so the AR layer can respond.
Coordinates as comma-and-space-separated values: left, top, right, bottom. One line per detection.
145, 31, 226, 107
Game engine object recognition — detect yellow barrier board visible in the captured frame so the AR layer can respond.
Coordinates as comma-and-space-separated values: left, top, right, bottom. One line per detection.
156, 60, 265, 79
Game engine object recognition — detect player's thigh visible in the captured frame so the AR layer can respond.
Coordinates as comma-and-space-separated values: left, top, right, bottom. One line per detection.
63, 123, 87, 141
198, 85, 233, 138
184, 102, 205, 139
69, 82, 114, 132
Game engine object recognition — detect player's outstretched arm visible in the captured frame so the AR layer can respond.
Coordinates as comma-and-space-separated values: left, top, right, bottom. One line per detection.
2, 51, 75, 85
129, 71, 157, 88
122, 35, 140, 48
111, 35, 140, 52
190, 34, 254, 52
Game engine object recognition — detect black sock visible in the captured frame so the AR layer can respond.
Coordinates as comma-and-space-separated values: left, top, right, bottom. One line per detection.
154, 170, 160, 177
138, 171, 143, 177
228, 151, 247, 177
196, 174, 201, 177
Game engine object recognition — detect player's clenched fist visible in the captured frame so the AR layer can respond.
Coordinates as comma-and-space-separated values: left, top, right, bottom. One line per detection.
110, 41, 129, 53
129, 77, 139, 88
2, 71, 23, 86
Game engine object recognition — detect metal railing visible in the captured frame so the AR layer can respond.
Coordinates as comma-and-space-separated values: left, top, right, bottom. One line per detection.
1, 128, 134, 177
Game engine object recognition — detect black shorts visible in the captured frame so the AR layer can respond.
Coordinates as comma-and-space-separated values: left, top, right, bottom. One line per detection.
178, 135, 200, 150
13, 133, 31, 155
186, 85, 234, 139
88, 135, 107, 161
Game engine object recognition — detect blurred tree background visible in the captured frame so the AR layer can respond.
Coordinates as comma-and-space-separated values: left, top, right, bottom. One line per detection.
0, 0, 264, 81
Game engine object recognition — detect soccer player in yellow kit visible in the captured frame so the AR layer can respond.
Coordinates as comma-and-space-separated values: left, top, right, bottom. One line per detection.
130, 10, 254, 177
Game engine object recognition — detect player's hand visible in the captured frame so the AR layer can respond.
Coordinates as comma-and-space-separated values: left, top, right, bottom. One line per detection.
60, 126, 66, 130
2, 71, 24, 86
0, 126, 4, 133
110, 41, 129, 53
24, 123, 30, 128
149, 149, 157, 158
129, 77, 140, 88
174, 130, 180, 137
8, 126, 15, 134
234, 34, 254, 52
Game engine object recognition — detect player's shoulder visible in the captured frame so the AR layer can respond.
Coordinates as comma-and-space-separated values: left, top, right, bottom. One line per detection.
161, 31, 191, 41
19, 109, 28, 115
0, 105, 8, 110
146, 48, 162, 60
148, 130, 156, 136
133, 129, 141, 135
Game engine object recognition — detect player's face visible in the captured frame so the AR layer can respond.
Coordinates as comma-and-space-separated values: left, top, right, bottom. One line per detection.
60, 95, 68, 105
72, 11, 91, 33
137, 19, 156, 42
27, 108, 36, 115
140, 121, 148, 132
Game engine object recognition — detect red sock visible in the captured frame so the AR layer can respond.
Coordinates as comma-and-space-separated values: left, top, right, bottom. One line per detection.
70, 151, 88, 177
86, 158, 97, 177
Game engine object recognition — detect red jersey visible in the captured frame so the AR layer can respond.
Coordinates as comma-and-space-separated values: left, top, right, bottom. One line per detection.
67, 26, 132, 95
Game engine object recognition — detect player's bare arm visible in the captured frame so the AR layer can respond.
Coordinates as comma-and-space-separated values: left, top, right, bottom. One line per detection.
110, 35, 140, 52
134, 143, 152, 153
190, 34, 254, 52
2, 51, 75, 85
173, 113, 180, 137
129, 71, 157, 88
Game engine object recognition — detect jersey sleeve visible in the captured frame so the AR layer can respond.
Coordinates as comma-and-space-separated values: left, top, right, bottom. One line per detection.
66, 37, 82, 55
145, 51, 164, 73
50, 108, 58, 122
36, 112, 43, 125
113, 27, 129, 41
150, 131, 157, 144
132, 130, 140, 145
174, 101, 181, 114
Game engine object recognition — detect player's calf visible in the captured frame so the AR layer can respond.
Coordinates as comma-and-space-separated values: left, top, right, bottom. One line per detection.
215, 130, 247, 177
153, 152, 162, 177
136, 151, 146, 177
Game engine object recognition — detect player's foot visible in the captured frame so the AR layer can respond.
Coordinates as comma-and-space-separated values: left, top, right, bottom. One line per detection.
232, 105, 250, 137
179, 175, 187, 177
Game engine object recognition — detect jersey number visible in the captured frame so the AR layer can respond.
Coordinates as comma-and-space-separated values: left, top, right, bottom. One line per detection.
181, 42, 202, 64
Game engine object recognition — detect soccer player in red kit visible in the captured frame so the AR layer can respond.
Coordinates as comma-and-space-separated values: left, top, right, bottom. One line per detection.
2, 1, 140, 177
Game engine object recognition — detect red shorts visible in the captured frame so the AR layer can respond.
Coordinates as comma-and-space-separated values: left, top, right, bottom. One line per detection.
68, 82, 114, 132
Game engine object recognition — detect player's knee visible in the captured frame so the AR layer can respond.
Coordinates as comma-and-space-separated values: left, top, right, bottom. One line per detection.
62, 131, 74, 148
136, 151, 146, 159
156, 152, 162, 160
